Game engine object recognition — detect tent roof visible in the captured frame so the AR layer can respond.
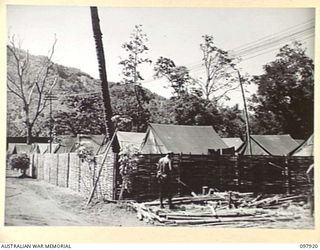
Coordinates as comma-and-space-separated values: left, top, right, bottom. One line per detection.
238, 134, 299, 156
7, 143, 16, 154
76, 134, 106, 154
295, 139, 305, 145
7, 143, 34, 154
55, 136, 77, 153
77, 134, 106, 145
222, 138, 243, 150
141, 123, 227, 154
33, 143, 60, 154
116, 131, 145, 149
290, 134, 313, 156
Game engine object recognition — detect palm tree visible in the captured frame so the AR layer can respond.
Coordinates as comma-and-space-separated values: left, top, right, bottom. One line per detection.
90, 6, 118, 152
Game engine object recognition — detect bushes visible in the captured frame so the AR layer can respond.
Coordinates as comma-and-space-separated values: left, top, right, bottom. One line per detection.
118, 145, 140, 200
9, 153, 30, 178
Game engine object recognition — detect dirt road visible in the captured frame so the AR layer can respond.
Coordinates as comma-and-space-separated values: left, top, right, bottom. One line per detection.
5, 170, 146, 226
5, 170, 314, 228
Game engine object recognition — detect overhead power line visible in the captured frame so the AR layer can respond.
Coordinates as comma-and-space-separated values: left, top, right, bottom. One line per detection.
188, 20, 314, 70
141, 19, 314, 85
232, 26, 314, 57
45, 19, 314, 96
197, 30, 314, 72
175, 25, 314, 77
231, 18, 314, 51
241, 34, 314, 61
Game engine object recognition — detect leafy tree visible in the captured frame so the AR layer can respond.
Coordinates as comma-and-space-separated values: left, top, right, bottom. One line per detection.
111, 114, 133, 132
7, 36, 57, 144
215, 104, 246, 138
110, 83, 150, 132
167, 93, 245, 137
119, 24, 152, 131
168, 94, 214, 125
250, 42, 314, 139
53, 92, 136, 136
9, 154, 30, 178
119, 24, 152, 85
54, 94, 105, 136
76, 144, 97, 189
147, 98, 173, 125
195, 35, 238, 101
154, 57, 193, 97
50, 82, 169, 135
118, 144, 140, 200
76, 144, 95, 163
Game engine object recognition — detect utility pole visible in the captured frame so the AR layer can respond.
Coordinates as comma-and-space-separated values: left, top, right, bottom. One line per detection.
237, 70, 252, 155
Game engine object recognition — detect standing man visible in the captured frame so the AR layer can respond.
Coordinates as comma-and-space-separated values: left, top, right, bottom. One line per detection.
157, 151, 174, 209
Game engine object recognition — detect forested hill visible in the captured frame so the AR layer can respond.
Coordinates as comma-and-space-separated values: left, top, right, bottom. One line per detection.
7, 47, 170, 137
8, 41, 313, 140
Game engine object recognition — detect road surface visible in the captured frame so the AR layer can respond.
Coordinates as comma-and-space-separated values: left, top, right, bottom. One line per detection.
5, 170, 145, 226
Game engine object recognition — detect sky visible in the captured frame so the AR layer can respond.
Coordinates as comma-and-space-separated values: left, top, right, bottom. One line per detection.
7, 6, 315, 107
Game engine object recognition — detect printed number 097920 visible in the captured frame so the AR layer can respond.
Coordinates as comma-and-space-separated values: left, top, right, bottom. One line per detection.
300, 244, 318, 248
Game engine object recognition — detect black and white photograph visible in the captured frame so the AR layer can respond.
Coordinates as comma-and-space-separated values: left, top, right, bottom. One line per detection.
4, 5, 315, 229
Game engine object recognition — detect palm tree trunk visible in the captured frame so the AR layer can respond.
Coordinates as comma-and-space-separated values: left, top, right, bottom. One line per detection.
90, 6, 118, 152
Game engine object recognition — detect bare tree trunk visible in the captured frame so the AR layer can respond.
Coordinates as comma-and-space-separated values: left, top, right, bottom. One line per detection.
90, 6, 118, 152
7, 38, 57, 143
26, 125, 32, 145
25, 106, 32, 145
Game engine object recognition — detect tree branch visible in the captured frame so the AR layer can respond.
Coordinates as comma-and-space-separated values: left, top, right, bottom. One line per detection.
7, 44, 27, 103
211, 81, 233, 93
7, 75, 21, 91
31, 77, 57, 127
7, 83, 24, 100
27, 81, 37, 106
215, 83, 240, 101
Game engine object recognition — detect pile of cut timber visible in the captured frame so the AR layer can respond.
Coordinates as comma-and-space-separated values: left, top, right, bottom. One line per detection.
129, 192, 310, 227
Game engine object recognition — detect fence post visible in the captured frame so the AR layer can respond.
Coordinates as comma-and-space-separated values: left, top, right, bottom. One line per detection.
78, 156, 81, 192
112, 152, 118, 200
41, 154, 45, 180
236, 155, 240, 192
48, 155, 51, 184
285, 156, 291, 194
252, 156, 260, 195
33, 154, 37, 178
66, 153, 70, 188
217, 153, 222, 190
38, 154, 42, 180
177, 153, 182, 196
30, 154, 34, 178
56, 154, 59, 186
